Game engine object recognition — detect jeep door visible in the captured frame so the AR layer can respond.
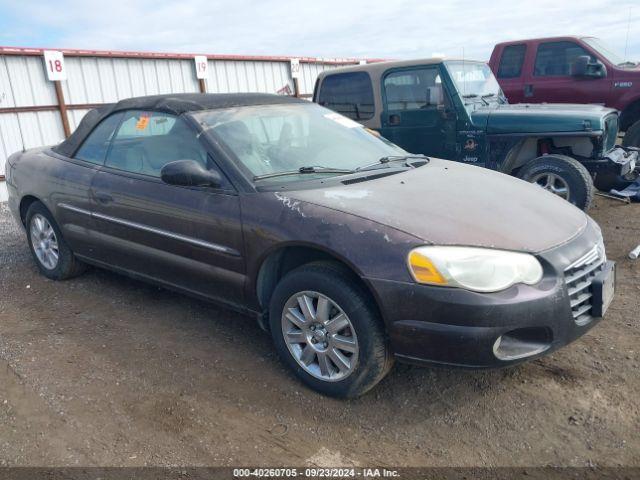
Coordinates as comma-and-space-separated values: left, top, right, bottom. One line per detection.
524, 40, 611, 104
380, 65, 457, 159
88, 110, 246, 306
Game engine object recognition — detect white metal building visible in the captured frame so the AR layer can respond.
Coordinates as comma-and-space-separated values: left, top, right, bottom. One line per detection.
0, 46, 371, 188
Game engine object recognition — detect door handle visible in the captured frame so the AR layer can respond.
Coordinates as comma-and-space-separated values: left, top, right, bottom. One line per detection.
93, 191, 113, 204
388, 114, 401, 125
524, 84, 534, 98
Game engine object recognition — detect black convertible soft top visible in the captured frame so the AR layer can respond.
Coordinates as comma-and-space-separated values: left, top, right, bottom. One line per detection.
54, 93, 306, 157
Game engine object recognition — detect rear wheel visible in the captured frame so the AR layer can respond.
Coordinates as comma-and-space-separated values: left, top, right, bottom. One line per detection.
517, 154, 594, 210
269, 262, 393, 398
25, 202, 86, 280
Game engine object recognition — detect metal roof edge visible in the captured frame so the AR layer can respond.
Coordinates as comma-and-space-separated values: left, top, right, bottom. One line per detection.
0, 45, 388, 64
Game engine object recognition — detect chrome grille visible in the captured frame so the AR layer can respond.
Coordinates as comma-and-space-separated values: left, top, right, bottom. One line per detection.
564, 243, 606, 325
603, 114, 619, 152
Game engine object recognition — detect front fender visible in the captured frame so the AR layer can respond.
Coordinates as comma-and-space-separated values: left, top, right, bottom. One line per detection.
240, 192, 423, 303
487, 135, 528, 172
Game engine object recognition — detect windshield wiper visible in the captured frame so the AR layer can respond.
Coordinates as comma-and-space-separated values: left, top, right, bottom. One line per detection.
355, 155, 428, 172
461, 93, 489, 106
482, 93, 502, 105
617, 61, 637, 68
253, 166, 354, 181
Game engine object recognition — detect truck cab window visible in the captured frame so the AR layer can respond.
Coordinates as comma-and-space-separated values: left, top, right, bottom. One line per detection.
317, 72, 375, 121
534, 41, 594, 77
498, 44, 526, 78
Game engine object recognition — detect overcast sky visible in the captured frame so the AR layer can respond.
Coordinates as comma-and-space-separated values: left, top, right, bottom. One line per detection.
0, 0, 638, 61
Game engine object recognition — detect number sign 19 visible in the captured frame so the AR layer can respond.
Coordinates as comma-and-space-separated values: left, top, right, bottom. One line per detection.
194, 56, 208, 80
43, 51, 67, 81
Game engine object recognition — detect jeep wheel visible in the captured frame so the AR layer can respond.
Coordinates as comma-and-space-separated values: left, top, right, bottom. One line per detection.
622, 119, 640, 147
518, 155, 594, 210
269, 262, 393, 398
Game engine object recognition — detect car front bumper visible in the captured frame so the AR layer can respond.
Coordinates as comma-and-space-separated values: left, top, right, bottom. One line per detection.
369, 276, 603, 368
367, 220, 610, 368
606, 146, 638, 179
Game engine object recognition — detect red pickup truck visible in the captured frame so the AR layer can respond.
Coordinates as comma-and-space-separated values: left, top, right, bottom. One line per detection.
489, 36, 640, 147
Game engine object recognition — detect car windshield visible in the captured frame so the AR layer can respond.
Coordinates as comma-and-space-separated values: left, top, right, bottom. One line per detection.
582, 37, 633, 67
444, 61, 507, 106
194, 103, 406, 182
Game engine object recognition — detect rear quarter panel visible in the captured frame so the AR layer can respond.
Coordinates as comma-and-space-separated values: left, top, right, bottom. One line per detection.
10, 148, 98, 257
314, 71, 384, 130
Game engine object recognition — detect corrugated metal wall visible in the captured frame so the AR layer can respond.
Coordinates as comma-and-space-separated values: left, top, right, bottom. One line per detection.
0, 55, 65, 172
0, 49, 357, 176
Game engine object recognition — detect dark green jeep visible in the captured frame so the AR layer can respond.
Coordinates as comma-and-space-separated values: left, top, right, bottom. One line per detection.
313, 59, 639, 210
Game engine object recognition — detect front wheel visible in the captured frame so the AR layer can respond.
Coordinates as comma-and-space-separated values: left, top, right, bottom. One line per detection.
269, 262, 393, 398
517, 154, 595, 210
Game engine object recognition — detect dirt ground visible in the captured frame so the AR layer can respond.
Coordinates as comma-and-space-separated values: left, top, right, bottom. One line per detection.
0, 196, 638, 468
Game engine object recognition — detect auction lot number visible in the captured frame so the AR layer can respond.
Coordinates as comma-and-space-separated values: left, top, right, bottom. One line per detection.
194, 55, 208, 79
43, 51, 67, 81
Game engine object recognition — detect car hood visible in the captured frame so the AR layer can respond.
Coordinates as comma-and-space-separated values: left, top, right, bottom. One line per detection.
471, 103, 617, 135
288, 158, 587, 253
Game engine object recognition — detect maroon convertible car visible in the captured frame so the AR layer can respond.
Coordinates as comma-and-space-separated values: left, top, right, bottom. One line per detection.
5, 93, 615, 397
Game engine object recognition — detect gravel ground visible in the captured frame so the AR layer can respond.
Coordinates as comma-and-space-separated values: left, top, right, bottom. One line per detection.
0, 197, 638, 468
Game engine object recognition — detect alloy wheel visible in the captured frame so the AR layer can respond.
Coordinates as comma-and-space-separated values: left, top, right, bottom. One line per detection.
30, 214, 59, 270
531, 172, 570, 200
281, 291, 359, 382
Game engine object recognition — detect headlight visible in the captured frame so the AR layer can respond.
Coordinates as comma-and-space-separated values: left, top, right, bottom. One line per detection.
407, 246, 543, 293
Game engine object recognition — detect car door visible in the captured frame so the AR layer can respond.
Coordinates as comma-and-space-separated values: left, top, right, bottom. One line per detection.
53, 112, 125, 258
495, 44, 527, 103
525, 40, 610, 104
380, 66, 457, 159
88, 110, 246, 306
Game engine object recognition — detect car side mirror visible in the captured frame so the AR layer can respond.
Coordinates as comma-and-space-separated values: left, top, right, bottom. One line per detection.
160, 159, 222, 188
571, 56, 607, 79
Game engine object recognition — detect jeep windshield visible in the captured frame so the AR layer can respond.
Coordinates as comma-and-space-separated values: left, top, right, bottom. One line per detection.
194, 103, 407, 183
582, 37, 636, 68
445, 61, 507, 108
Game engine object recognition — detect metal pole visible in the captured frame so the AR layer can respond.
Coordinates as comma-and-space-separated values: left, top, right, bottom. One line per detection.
54, 80, 71, 138
293, 77, 300, 98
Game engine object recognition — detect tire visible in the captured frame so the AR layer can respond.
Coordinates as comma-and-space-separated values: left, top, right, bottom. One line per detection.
269, 262, 393, 398
622, 119, 640, 147
517, 154, 595, 210
25, 201, 86, 280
